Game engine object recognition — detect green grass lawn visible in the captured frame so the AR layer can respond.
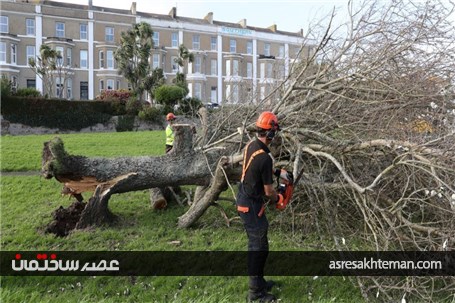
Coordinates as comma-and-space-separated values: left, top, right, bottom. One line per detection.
0, 131, 363, 302
1, 131, 165, 172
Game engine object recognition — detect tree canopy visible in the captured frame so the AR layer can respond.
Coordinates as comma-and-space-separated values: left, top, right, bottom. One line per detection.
115, 22, 155, 101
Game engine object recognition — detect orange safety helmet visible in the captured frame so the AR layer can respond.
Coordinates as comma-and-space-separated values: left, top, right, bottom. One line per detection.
166, 113, 176, 121
256, 111, 279, 130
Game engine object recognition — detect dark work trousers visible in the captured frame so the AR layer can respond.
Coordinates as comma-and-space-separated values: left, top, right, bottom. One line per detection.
236, 190, 269, 291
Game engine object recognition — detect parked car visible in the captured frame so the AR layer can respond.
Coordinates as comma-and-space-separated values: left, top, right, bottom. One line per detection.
206, 102, 220, 110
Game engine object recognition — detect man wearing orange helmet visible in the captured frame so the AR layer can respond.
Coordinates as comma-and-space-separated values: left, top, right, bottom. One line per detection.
236, 111, 293, 302
165, 113, 176, 153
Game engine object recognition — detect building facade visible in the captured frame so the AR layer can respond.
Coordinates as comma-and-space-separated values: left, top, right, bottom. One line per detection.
0, 0, 307, 104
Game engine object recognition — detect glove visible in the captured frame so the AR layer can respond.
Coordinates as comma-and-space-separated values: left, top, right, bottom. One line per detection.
279, 169, 294, 185
277, 183, 286, 194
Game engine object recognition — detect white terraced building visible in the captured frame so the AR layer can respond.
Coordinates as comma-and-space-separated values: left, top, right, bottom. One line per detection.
0, 0, 311, 104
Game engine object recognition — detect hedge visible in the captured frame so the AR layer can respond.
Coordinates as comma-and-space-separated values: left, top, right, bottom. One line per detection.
1, 96, 125, 131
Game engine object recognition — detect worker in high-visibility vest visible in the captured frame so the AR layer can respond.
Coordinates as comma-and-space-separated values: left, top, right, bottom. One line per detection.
165, 113, 176, 153
236, 111, 293, 302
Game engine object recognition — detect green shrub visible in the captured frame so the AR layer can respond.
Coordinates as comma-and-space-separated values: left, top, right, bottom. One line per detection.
138, 106, 162, 124
14, 87, 41, 98
116, 115, 135, 132
154, 85, 186, 108
1, 96, 120, 130
177, 97, 202, 116
125, 98, 142, 115
1, 76, 12, 97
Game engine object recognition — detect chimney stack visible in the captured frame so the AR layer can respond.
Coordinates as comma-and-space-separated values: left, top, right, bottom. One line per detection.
169, 7, 177, 18
204, 12, 213, 24
130, 2, 136, 15
88, 0, 92, 9
268, 24, 277, 32
238, 19, 247, 28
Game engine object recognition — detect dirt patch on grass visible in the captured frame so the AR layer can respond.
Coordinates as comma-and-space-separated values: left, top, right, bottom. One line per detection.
45, 200, 87, 237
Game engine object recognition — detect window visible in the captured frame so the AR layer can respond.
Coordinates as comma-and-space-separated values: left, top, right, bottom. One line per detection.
99, 80, 104, 91
80, 50, 88, 68
230, 39, 236, 53
153, 32, 159, 47
11, 76, 17, 93
26, 45, 35, 65
171, 32, 178, 47
278, 64, 285, 79
225, 60, 231, 76
67, 78, 72, 99
192, 35, 200, 50
11, 44, 17, 64
247, 62, 252, 78
106, 50, 114, 69
99, 51, 104, 68
171, 56, 179, 72
264, 43, 270, 56
152, 54, 159, 69
210, 86, 217, 103
279, 45, 285, 58
56, 47, 64, 66
233, 60, 239, 76
232, 85, 239, 103
194, 56, 201, 73
80, 81, 88, 99
116, 80, 120, 90
247, 41, 253, 54
56, 77, 64, 98
225, 85, 231, 101
26, 19, 35, 36
105, 27, 114, 42
0, 16, 8, 33
210, 59, 217, 75
260, 63, 265, 79
266, 62, 273, 78
56, 22, 65, 37
194, 83, 202, 99
80, 24, 87, 40
107, 79, 114, 90
0, 42, 6, 63
27, 79, 36, 88
294, 46, 300, 57
66, 48, 72, 66
211, 37, 217, 50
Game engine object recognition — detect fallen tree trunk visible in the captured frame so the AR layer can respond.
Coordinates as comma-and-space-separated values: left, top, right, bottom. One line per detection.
42, 125, 235, 228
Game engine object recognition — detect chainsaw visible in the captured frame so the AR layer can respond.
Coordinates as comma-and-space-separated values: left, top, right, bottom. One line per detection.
275, 166, 305, 210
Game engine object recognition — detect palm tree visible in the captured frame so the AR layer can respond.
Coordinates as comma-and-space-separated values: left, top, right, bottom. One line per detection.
115, 22, 154, 101
29, 45, 59, 98
173, 44, 194, 94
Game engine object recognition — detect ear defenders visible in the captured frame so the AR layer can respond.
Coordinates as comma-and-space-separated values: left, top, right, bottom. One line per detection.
265, 121, 279, 140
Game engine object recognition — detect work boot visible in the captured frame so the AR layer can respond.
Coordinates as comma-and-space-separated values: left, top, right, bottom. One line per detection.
264, 280, 276, 291
247, 290, 277, 302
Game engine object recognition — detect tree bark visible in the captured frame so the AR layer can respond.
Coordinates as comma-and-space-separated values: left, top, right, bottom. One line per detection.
178, 155, 241, 228
42, 125, 229, 227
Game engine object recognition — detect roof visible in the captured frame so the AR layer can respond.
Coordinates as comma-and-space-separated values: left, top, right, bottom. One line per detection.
41, 1, 303, 38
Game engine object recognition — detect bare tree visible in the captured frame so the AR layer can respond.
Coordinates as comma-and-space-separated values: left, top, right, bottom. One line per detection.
42, 0, 455, 300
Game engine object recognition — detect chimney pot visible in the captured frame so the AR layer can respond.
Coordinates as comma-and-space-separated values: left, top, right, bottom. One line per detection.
268, 24, 277, 32
204, 12, 213, 24
169, 7, 177, 18
238, 19, 247, 28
